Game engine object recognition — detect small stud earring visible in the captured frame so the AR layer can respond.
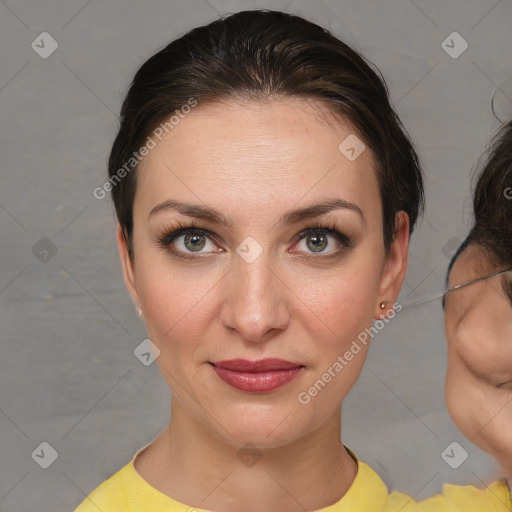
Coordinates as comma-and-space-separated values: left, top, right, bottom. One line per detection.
380, 301, 387, 310
136, 306, 143, 319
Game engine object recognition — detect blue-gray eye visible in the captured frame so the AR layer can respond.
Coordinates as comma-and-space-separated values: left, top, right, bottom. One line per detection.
294, 227, 347, 255
184, 233, 206, 252
306, 233, 328, 252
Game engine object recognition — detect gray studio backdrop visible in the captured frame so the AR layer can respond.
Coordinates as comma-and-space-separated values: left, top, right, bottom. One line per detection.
1, 1, 511, 511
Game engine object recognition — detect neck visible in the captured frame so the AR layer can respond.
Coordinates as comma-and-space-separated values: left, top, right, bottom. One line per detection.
134, 397, 357, 512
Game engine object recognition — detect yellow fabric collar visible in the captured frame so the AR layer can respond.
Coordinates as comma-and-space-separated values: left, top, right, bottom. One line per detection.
124, 445, 390, 511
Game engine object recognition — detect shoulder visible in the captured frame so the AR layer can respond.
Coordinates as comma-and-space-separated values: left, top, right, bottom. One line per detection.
349, 448, 511, 511
72, 463, 131, 512
388, 478, 512, 511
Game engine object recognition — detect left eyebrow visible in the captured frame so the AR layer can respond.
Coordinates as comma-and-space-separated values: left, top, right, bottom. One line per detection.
148, 198, 365, 227
274, 198, 365, 228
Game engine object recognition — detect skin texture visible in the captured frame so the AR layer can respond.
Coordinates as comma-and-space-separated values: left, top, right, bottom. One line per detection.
116, 97, 409, 511
445, 243, 512, 477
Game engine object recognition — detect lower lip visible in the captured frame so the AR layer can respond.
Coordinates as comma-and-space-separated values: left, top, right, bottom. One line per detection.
210, 364, 304, 392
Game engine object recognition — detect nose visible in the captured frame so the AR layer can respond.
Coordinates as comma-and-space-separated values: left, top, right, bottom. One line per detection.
220, 250, 291, 343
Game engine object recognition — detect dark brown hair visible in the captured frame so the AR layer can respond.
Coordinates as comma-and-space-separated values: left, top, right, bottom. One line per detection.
471, 120, 512, 268
446, 120, 512, 298
108, 9, 424, 258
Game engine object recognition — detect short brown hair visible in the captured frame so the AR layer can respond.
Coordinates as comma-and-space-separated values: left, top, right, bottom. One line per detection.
471, 120, 512, 267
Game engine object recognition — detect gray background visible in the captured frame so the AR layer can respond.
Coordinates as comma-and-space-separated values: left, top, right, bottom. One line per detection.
1, 1, 511, 511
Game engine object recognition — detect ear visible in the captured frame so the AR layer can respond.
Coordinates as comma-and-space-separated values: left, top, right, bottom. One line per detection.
116, 223, 141, 312
375, 211, 410, 319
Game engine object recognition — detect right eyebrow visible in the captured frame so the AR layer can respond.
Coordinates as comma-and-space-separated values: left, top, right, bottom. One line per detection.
149, 200, 230, 225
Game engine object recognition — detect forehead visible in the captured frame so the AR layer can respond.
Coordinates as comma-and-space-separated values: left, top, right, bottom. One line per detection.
135, 98, 380, 223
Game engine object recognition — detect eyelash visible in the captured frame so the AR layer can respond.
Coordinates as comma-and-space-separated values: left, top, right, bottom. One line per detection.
156, 220, 352, 260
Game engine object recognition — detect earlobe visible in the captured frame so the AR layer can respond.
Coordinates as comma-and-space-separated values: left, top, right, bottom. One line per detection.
376, 300, 388, 320
116, 224, 141, 311
374, 211, 410, 319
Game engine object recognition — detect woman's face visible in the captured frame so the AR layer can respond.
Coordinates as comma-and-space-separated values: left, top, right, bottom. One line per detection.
444, 243, 512, 473
118, 98, 408, 448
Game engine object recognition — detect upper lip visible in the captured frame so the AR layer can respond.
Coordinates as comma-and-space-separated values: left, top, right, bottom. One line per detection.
210, 358, 304, 372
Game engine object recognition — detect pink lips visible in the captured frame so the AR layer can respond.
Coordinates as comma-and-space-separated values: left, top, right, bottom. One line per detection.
209, 358, 305, 392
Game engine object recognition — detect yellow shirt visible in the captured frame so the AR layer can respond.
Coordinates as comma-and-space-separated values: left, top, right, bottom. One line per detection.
73, 448, 512, 511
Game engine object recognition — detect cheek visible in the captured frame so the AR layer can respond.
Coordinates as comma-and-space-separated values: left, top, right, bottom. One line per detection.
137, 265, 222, 394
445, 370, 473, 438
446, 363, 512, 461
296, 269, 380, 394
294, 260, 381, 336
134, 256, 226, 378
136, 246, 220, 327
451, 313, 512, 385
444, 354, 494, 444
